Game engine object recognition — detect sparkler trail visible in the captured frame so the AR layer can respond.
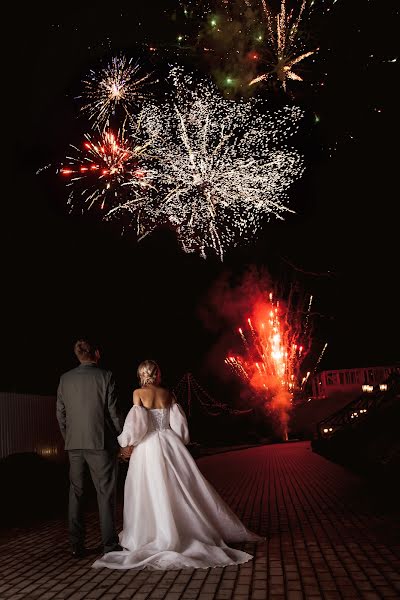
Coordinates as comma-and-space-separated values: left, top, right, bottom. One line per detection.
313, 341, 328, 373
79, 56, 153, 129
138, 66, 304, 259
304, 294, 313, 335
249, 0, 318, 90
309, 0, 339, 14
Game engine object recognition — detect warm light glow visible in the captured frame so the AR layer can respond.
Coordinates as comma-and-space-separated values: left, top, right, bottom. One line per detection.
37, 446, 59, 457
362, 384, 374, 392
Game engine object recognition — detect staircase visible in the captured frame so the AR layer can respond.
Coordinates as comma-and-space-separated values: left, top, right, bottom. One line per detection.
311, 371, 400, 479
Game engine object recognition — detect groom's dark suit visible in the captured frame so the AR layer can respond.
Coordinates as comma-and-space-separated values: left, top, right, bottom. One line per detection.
57, 362, 123, 552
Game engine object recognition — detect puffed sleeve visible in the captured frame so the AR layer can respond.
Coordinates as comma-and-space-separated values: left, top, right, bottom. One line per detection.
117, 406, 148, 447
169, 403, 190, 445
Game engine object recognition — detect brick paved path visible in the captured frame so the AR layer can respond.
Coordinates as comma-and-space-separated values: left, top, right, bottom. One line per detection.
0, 442, 399, 600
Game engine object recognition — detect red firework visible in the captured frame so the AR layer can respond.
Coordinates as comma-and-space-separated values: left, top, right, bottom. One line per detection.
225, 290, 313, 440
60, 130, 149, 211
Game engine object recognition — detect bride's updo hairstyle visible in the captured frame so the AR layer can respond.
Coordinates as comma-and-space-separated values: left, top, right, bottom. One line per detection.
137, 360, 161, 387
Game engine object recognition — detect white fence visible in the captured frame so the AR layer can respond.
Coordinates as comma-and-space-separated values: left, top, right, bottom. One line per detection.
0, 392, 65, 460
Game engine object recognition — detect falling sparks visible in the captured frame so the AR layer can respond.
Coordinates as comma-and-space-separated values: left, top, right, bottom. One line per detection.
313, 341, 328, 373
60, 128, 155, 215
135, 66, 304, 259
225, 289, 316, 439
79, 56, 153, 129
249, 0, 318, 90
60, 52, 306, 256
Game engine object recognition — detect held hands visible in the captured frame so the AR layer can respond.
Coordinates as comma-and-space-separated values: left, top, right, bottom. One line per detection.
119, 445, 134, 461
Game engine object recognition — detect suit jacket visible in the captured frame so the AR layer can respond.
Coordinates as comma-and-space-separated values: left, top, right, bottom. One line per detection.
56, 363, 123, 451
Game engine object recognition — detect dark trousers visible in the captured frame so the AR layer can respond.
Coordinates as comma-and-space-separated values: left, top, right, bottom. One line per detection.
68, 449, 119, 552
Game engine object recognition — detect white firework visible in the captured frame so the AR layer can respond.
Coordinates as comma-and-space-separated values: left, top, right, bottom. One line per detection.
79, 56, 153, 129
249, 0, 318, 91
136, 66, 305, 259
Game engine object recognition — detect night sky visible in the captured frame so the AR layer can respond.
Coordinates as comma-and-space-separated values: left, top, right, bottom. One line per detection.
3, 1, 399, 402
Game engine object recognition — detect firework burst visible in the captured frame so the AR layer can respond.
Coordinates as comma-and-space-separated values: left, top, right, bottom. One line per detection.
225, 289, 314, 439
249, 0, 318, 91
79, 56, 153, 129
60, 127, 155, 217
138, 66, 304, 259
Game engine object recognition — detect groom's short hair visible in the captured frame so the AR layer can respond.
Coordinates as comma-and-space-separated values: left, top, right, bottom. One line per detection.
74, 339, 98, 362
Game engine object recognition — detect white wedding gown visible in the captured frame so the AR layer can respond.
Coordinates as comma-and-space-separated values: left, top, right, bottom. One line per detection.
93, 403, 262, 570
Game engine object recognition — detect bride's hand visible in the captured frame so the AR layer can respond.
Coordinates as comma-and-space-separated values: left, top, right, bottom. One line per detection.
119, 445, 134, 461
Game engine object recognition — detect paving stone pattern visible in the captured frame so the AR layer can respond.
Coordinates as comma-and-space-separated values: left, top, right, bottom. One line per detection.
0, 442, 399, 599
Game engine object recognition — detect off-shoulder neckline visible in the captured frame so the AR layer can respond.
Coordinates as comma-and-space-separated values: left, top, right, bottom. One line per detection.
133, 405, 171, 411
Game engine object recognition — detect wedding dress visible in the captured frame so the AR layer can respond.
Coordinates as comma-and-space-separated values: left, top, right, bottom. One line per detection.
93, 403, 262, 570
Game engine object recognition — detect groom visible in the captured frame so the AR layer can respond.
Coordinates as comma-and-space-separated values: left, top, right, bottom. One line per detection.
57, 339, 131, 558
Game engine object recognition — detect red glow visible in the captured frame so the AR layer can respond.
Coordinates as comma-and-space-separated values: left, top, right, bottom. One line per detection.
225, 292, 312, 441
247, 51, 259, 61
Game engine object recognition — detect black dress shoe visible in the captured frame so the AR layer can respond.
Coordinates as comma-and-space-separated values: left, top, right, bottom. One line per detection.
104, 543, 123, 553
71, 545, 85, 559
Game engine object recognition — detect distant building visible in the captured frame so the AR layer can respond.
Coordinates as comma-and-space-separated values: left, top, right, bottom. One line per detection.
309, 365, 400, 400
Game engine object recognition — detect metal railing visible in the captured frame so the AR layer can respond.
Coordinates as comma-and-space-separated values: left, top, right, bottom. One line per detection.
317, 372, 400, 439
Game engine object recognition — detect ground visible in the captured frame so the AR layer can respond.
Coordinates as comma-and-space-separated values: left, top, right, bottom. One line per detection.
0, 442, 399, 599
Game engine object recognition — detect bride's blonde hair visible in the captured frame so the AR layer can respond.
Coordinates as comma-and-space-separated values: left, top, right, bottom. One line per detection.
137, 360, 161, 387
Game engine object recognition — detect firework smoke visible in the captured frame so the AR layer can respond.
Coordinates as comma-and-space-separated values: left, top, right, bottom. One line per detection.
177, 0, 337, 96
225, 289, 312, 439
199, 268, 326, 439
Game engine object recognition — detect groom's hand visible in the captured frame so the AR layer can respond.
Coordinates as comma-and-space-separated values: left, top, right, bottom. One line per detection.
119, 446, 134, 461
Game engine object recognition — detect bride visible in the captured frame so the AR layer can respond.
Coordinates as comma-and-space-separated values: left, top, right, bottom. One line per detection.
93, 360, 262, 570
